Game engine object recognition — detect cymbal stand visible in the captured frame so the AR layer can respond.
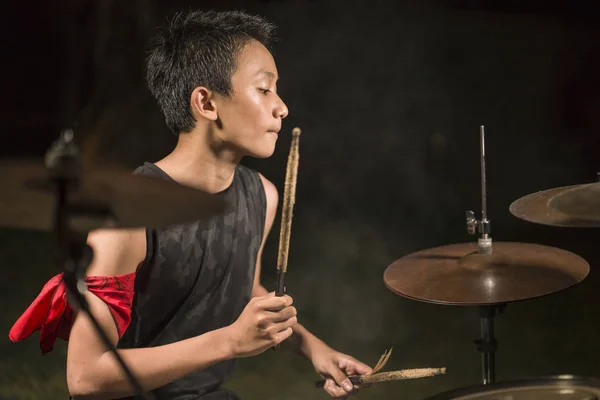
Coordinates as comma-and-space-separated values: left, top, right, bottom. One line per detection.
466, 126, 492, 255
474, 304, 505, 385
46, 130, 155, 400
465, 126, 503, 385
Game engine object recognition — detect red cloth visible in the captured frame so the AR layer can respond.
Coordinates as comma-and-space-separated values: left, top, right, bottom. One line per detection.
9, 272, 136, 354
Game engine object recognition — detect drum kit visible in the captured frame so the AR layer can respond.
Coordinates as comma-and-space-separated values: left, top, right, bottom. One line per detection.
2, 125, 599, 399
383, 126, 600, 398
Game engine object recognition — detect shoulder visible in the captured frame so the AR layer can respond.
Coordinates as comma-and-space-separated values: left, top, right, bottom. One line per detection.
257, 173, 278, 208
257, 172, 278, 215
236, 165, 278, 213
85, 228, 147, 277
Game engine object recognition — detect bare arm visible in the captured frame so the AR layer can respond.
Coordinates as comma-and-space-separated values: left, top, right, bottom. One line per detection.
68, 228, 296, 399
253, 175, 373, 399
67, 229, 233, 399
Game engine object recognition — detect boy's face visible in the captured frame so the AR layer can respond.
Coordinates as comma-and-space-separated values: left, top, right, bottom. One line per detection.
213, 40, 289, 158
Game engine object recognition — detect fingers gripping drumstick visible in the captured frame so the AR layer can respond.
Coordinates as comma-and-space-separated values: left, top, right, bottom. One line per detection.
357, 368, 447, 383
315, 348, 446, 387
276, 127, 301, 296
315, 368, 447, 388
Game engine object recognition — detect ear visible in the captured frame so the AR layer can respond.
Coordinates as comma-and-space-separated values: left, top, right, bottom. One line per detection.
190, 86, 218, 121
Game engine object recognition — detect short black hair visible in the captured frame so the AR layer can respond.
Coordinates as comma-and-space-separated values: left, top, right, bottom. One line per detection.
146, 10, 276, 134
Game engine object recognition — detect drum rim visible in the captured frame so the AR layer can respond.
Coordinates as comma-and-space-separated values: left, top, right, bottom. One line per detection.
425, 375, 600, 399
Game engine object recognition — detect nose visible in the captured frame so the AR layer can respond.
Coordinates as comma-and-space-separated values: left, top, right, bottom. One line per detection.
274, 95, 289, 119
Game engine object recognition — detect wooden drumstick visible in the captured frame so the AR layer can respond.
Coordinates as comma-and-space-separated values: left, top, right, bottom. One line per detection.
315, 367, 447, 388
276, 127, 301, 296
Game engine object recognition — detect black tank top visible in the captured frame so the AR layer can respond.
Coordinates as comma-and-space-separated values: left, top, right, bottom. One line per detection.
118, 162, 266, 400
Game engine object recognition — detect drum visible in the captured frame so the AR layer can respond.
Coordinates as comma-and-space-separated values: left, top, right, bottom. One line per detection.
425, 376, 600, 400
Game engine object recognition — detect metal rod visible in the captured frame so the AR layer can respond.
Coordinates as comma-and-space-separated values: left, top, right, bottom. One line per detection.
480, 126, 487, 223
480, 311, 495, 384
475, 306, 499, 385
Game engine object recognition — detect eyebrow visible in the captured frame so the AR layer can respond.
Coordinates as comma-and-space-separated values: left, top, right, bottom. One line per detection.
258, 69, 277, 80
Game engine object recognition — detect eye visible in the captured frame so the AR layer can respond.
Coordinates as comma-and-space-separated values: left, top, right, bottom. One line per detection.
259, 88, 270, 95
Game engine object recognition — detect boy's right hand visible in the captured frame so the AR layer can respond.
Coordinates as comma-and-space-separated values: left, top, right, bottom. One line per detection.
226, 292, 297, 357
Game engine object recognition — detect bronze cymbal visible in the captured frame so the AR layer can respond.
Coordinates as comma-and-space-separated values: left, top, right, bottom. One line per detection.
383, 242, 589, 306
549, 183, 600, 222
510, 184, 600, 228
0, 159, 227, 232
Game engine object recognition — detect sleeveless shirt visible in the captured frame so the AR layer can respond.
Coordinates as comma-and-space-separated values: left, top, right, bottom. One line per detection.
118, 162, 266, 400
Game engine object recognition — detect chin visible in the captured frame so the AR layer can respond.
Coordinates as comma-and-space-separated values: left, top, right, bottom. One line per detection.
250, 147, 276, 159
238, 134, 278, 159
247, 142, 277, 159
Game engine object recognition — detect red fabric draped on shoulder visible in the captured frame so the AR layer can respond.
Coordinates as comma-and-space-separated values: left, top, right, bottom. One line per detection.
8, 272, 136, 354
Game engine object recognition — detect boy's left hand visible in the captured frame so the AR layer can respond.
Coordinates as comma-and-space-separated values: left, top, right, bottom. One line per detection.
310, 342, 372, 398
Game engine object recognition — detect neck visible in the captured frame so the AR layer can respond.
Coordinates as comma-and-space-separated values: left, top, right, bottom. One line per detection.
155, 126, 242, 193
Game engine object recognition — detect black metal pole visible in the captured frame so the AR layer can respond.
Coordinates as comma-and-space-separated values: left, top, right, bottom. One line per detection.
475, 305, 504, 385
480, 308, 495, 384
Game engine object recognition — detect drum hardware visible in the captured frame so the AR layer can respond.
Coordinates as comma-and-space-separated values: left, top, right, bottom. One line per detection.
384, 126, 590, 385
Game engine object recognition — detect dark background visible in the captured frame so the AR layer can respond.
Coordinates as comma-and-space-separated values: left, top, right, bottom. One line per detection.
1, 0, 600, 399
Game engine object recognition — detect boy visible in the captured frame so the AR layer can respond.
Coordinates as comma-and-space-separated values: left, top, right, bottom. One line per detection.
11, 9, 372, 400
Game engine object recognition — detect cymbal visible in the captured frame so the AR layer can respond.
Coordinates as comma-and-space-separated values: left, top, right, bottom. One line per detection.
383, 242, 589, 306
510, 184, 600, 228
0, 159, 227, 232
550, 183, 600, 222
